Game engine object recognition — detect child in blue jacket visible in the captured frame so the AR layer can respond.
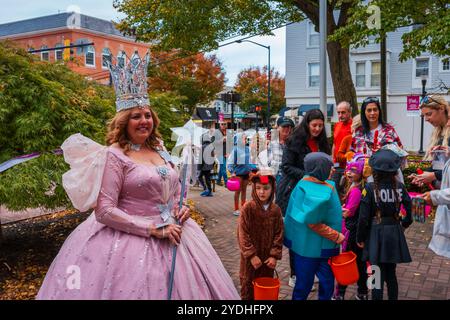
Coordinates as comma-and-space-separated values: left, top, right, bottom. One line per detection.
228, 132, 258, 216
284, 152, 344, 300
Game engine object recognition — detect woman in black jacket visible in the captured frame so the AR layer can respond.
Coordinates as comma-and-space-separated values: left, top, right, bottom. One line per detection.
275, 109, 331, 286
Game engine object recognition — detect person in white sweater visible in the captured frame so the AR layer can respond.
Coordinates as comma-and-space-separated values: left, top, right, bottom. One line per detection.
421, 97, 450, 258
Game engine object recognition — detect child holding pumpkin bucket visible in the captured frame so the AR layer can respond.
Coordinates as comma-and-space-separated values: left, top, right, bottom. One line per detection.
357, 149, 413, 300
237, 171, 284, 300
284, 152, 345, 300
228, 132, 258, 216
333, 153, 369, 300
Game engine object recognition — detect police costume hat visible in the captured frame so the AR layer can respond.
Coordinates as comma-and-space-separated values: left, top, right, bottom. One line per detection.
369, 149, 401, 173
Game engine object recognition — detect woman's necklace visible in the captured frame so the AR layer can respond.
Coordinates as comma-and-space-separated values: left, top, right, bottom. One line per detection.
129, 142, 142, 151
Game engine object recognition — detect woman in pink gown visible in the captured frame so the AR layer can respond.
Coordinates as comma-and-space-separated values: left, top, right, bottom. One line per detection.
37, 54, 239, 299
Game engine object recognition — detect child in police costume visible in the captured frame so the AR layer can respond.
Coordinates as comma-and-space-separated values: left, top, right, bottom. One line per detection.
284, 152, 345, 300
357, 149, 413, 300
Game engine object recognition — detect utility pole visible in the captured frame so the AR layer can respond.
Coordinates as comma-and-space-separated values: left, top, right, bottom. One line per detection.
381, 32, 387, 122
230, 91, 236, 131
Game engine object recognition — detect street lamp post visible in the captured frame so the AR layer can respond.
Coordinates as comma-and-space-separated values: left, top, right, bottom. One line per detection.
419, 75, 428, 155
236, 40, 271, 132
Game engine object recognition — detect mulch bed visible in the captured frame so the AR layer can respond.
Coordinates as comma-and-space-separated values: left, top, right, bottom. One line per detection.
0, 203, 204, 300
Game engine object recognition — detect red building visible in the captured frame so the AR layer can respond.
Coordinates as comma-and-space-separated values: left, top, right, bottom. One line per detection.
0, 12, 150, 84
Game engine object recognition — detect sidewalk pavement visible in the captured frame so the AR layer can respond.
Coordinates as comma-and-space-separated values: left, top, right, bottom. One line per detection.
189, 185, 450, 300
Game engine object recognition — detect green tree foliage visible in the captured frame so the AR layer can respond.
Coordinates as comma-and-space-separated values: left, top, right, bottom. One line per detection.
149, 91, 188, 152
0, 42, 115, 211
114, 0, 449, 117
235, 66, 285, 115
112, 0, 361, 115
148, 51, 226, 116
331, 0, 450, 62
0, 43, 197, 211
113, 0, 301, 53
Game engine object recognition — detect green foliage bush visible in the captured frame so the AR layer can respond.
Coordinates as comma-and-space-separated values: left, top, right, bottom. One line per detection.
0, 42, 196, 211
0, 42, 115, 211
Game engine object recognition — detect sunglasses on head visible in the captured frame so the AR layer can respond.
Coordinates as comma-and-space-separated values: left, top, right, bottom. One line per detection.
420, 95, 439, 105
363, 97, 379, 104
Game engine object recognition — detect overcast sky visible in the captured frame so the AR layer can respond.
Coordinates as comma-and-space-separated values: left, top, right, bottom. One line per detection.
0, 0, 286, 86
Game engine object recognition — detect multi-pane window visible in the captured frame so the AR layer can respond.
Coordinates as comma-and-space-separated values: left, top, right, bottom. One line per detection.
308, 63, 319, 87
415, 58, 429, 77
371, 61, 381, 87
55, 43, 63, 62
41, 45, 49, 61
356, 62, 366, 87
117, 50, 126, 68
441, 59, 449, 72
102, 48, 112, 68
85, 46, 95, 66
308, 22, 319, 47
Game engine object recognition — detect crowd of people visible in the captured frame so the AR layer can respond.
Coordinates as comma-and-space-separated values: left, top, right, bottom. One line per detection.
35, 51, 450, 300
200, 95, 449, 300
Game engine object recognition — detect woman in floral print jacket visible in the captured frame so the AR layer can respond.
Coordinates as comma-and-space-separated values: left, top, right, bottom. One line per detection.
352, 97, 403, 157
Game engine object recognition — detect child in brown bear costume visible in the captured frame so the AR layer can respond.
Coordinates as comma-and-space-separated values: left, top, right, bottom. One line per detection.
237, 172, 284, 300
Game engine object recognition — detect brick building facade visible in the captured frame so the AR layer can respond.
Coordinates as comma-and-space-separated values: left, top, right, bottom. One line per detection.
0, 12, 150, 84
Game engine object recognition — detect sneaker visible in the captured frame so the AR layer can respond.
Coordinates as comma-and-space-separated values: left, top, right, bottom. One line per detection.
355, 293, 368, 300
288, 276, 296, 288
206, 191, 213, 197
233, 210, 240, 216
200, 190, 209, 197
332, 295, 344, 300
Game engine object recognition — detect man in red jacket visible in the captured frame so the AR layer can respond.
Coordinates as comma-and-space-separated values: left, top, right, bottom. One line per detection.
331, 101, 353, 197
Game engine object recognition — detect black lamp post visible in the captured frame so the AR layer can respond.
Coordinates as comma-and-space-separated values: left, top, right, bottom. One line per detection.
236, 39, 271, 132
221, 91, 241, 132
418, 75, 427, 155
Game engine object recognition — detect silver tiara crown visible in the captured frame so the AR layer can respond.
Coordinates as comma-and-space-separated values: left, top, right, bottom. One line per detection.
107, 52, 150, 112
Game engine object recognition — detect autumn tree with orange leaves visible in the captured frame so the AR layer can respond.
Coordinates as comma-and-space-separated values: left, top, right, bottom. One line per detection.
235, 66, 285, 115
148, 51, 225, 117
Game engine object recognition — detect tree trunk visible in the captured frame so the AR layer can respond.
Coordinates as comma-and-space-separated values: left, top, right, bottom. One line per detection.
326, 41, 359, 116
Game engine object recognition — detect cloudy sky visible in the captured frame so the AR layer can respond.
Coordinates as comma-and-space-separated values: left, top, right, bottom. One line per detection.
0, 0, 286, 86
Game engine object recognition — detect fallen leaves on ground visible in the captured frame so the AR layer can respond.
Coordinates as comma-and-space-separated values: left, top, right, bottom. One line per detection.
0, 209, 89, 300
187, 199, 205, 228
0, 202, 205, 300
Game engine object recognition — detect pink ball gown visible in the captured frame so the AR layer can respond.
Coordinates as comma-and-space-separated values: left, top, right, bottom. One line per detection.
37, 136, 239, 300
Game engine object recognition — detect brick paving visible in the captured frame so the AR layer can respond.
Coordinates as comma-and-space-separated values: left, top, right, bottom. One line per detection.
189, 185, 450, 300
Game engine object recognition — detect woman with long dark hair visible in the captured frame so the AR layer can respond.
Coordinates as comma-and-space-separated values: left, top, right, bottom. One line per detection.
275, 109, 331, 287
352, 97, 403, 157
